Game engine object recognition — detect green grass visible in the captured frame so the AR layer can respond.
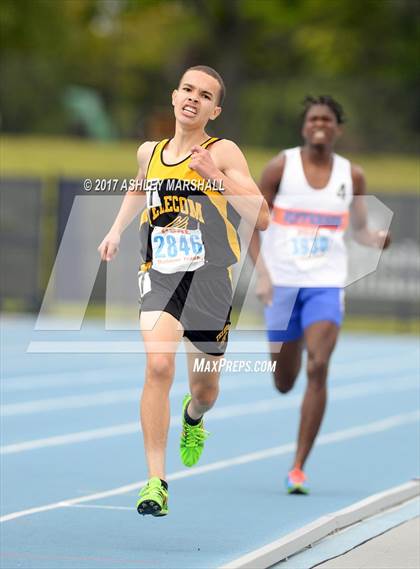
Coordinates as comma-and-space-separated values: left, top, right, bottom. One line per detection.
2, 299, 417, 335
231, 308, 419, 336
342, 316, 419, 335
1, 136, 138, 178
1, 135, 418, 192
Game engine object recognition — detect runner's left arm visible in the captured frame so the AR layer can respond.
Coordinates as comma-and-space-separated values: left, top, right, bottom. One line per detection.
189, 140, 270, 231
350, 164, 391, 249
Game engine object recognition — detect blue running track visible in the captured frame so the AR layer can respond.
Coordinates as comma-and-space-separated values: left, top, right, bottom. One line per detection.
1, 316, 419, 568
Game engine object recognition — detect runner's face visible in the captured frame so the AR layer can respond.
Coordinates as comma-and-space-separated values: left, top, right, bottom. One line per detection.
302, 105, 342, 148
172, 70, 222, 127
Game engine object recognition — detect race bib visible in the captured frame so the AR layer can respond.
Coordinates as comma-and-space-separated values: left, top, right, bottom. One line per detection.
151, 226, 205, 274
287, 228, 331, 270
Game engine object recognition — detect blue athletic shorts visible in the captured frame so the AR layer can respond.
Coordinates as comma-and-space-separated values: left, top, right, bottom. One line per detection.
264, 287, 344, 342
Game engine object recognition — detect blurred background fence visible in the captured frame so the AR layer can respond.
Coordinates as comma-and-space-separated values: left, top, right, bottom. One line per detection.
1, 166, 418, 332
1, 0, 419, 332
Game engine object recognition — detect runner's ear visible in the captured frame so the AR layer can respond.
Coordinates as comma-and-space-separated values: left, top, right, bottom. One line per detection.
210, 106, 222, 121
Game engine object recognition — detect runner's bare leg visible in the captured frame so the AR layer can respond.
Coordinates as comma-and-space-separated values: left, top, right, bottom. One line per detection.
140, 311, 183, 479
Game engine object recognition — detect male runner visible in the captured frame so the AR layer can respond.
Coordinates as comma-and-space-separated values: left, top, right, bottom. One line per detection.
250, 95, 390, 494
99, 65, 269, 516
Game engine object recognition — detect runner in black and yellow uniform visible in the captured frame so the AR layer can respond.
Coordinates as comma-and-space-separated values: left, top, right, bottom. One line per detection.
99, 66, 269, 517
139, 136, 241, 356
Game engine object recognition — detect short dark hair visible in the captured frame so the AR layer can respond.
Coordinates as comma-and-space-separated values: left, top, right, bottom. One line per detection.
302, 95, 345, 124
181, 65, 226, 106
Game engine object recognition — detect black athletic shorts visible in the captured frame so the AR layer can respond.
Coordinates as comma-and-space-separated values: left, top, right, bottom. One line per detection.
138, 265, 232, 356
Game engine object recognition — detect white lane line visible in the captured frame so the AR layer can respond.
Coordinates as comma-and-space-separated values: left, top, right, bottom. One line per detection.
1, 388, 141, 416
66, 504, 132, 511
2, 359, 418, 416
1, 375, 417, 455
1, 375, 264, 416
2, 350, 417, 393
1, 423, 139, 454
1, 371, 139, 393
1, 410, 418, 524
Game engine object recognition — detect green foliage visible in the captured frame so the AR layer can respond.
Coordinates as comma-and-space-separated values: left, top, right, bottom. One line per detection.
0, 0, 418, 150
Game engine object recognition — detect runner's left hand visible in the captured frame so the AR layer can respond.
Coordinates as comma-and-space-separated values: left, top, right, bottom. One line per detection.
189, 146, 221, 181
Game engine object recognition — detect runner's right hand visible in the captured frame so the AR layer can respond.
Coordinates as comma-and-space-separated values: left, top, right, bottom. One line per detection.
256, 271, 273, 306
98, 231, 121, 261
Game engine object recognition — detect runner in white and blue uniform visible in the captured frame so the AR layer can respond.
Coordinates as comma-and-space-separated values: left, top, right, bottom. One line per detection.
250, 96, 391, 494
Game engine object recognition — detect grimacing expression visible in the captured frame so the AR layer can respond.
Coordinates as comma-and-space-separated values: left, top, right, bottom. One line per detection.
302, 104, 342, 147
172, 70, 222, 126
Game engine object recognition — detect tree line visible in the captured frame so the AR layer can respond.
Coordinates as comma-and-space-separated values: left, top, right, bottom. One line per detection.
1, 0, 418, 151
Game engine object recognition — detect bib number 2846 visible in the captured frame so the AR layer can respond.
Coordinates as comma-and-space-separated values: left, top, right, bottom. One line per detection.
152, 227, 205, 273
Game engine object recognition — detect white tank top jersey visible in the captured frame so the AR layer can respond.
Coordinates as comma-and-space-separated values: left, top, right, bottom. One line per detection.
261, 147, 353, 287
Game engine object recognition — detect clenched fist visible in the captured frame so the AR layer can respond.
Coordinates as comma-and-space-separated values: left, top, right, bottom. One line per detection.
189, 145, 220, 181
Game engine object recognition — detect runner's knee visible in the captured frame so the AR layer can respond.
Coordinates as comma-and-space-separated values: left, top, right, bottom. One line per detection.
191, 383, 219, 409
146, 354, 174, 384
307, 354, 328, 385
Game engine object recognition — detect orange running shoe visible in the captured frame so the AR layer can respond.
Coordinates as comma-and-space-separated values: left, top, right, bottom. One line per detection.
286, 467, 309, 494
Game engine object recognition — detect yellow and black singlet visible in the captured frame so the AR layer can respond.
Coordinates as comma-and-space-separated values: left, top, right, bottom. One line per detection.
139, 137, 241, 274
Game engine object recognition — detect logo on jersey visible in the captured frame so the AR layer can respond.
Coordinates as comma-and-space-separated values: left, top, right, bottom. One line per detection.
150, 195, 204, 223
216, 322, 230, 344
273, 207, 348, 229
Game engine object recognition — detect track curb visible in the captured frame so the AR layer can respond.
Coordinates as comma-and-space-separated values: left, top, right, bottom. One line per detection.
220, 480, 420, 569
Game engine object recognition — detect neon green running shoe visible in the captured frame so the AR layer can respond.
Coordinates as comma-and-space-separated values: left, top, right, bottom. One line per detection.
136, 477, 168, 516
180, 394, 209, 467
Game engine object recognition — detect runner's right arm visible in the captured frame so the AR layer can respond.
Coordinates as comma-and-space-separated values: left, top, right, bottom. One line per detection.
98, 142, 155, 261
248, 153, 285, 305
